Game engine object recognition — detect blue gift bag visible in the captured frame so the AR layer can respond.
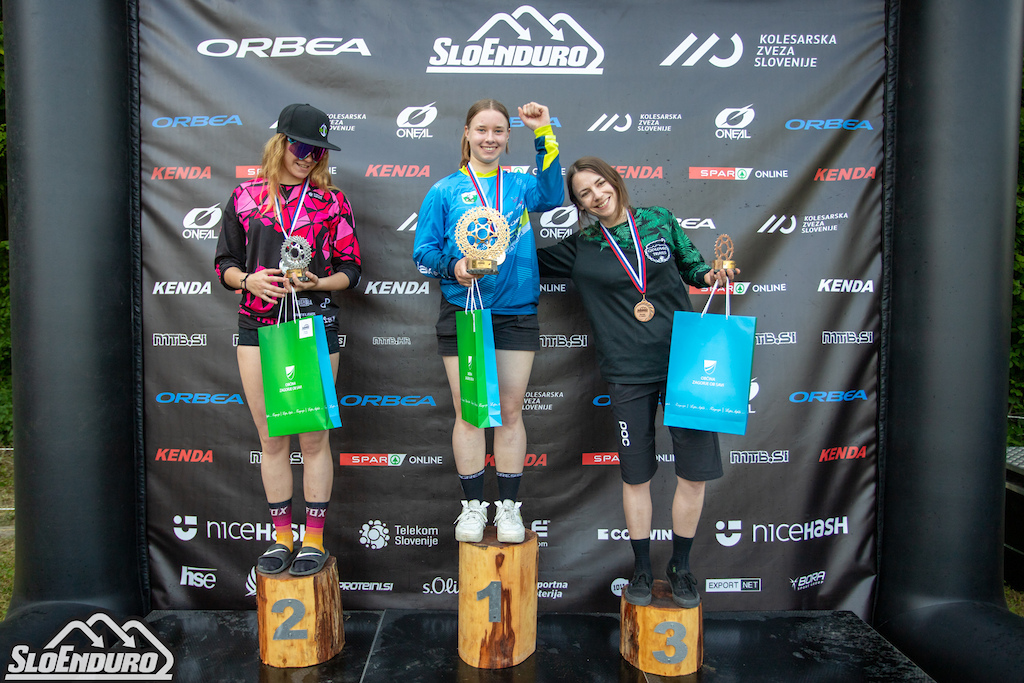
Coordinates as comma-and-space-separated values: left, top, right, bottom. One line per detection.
663, 284, 756, 435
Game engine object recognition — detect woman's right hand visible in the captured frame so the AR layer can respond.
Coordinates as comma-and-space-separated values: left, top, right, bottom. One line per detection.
243, 268, 289, 303
453, 257, 483, 287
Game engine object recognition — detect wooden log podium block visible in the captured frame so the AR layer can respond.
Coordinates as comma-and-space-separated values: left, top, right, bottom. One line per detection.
620, 579, 703, 676
257, 555, 344, 668
458, 527, 538, 669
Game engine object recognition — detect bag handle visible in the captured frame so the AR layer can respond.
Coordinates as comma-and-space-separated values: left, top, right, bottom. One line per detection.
463, 279, 483, 313
701, 277, 731, 319
276, 288, 301, 325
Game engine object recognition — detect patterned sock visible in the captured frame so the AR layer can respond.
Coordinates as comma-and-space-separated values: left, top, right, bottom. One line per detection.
631, 537, 653, 577
496, 471, 522, 502
269, 499, 293, 551
670, 533, 694, 573
459, 469, 486, 502
302, 501, 328, 551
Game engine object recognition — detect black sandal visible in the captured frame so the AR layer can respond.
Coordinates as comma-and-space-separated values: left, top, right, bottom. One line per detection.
256, 543, 297, 575
289, 546, 330, 576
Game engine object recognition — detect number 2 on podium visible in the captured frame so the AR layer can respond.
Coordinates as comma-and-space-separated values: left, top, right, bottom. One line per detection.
476, 581, 502, 623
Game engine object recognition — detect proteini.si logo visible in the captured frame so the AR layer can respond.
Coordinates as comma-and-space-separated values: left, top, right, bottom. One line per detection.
6, 612, 174, 680
427, 5, 604, 74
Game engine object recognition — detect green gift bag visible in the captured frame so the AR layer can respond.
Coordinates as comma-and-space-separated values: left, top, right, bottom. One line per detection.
456, 281, 502, 428
258, 294, 341, 436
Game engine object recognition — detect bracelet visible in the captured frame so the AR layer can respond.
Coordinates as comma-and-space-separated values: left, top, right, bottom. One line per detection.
240, 273, 250, 292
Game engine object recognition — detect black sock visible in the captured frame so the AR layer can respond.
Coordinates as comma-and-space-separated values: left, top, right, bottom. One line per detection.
631, 537, 652, 577
670, 533, 694, 573
496, 471, 522, 501
459, 469, 485, 501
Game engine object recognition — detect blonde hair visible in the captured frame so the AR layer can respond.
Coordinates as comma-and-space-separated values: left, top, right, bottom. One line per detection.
257, 134, 337, 214
460, 99, 511, 168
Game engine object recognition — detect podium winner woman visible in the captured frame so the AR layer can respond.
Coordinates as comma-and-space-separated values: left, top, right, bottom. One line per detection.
537, 157, 737, 607
214, 103, 361, 576
413, 100, 562, 543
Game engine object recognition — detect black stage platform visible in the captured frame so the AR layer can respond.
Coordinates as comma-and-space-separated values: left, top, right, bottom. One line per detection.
147, 608, 932, 682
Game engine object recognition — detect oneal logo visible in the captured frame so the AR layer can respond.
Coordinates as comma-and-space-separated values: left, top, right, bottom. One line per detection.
661, 33, 743, 68
588, 114, 632, 132
715, 105, 754, 139
706, 578, 761, 593
7, 612, 174, 680
152, 115, 242, 128
822, 330, 874, 344
819, 445, 867, 462
396, 103, 437, 139
790, 390, 869, 403
155, 392, 244, 405
152, 281, 211, 295
613, 165, 664, 179
758, 214, 797, 234
338, 395, 437, 407
363, 280, 430, 294
152, 333, 207, 347
197, 36, 370, 58
339, 453, 408, 466
155, 448, 213, 463
180, 565, 217, 589
786, 118, 872, 131
539, 206, 578, 239
427, 6, 604, 75
365, 164, 430, 178
151, 166, 211, 180
716, 520, 742, 546
818, 279, 874, 293
173, 514, 198, 541
678, 217, 717, 230
814, 166, 876, 181
182, 205, 222, 239
689, 167, 752, 180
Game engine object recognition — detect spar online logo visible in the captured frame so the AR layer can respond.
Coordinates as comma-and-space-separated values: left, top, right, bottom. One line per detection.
427, 5, 605, 74
360, 520, 390, 549
7, 612, 174, 680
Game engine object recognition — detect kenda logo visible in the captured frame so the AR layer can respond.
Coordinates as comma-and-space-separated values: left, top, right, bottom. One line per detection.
689, 167, 752, 180
339, 453, 408, 466
613, 165, 664, 179
662, 32, 743, 67
180, 565, 217, 589
791, 570, 826, 591
155, 392, 244, 404
818, 279, 874, 293
173, 514, 198, 541
706, 578, 761, 593
197, 36, 370, 58
485, 452, 547, 467
678, 217, 717, 230
427, 6, 604, 75
182, 205, 222, 240
339, 395, 437, 407
6, 612, 174, 680
155, 448, 213, 463
716, 105, 755, 139
365, 164, 431, 178
362, 281, 430, 294
588, 114, 632, 132
598, 528, 673, 541
758, 214, 797, 234
814, 166, 876, 181
822, 330, 874, 344
396, 103, 437, 140
152, 333, 207, 347
152, 281, 212, 295
152, 114, 242, 128
151, 166, 211, 180
790, 390, 869, 403
786, 118, 872, 131
819, 445, 867, 462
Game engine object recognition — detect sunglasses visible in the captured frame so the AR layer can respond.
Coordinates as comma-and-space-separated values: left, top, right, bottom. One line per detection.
286, 137, 327, 162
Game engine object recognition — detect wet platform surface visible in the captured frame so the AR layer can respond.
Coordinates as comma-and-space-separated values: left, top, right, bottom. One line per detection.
146, 608, 933, 682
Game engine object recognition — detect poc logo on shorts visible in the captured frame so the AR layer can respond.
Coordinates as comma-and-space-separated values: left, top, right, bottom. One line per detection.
618, 421, 631, 447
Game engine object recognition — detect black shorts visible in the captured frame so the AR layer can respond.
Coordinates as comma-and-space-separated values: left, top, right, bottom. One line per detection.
608, 381, 724, 485
238, 326, 341, 354
435, 297, 540, 356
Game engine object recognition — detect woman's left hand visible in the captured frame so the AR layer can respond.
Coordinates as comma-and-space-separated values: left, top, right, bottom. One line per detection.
704, 267, 740, 288
285, 271, 320, 292
518, 102, 551, 131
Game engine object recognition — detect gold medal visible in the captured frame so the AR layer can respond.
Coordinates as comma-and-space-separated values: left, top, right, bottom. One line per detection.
633, 297, 655, 322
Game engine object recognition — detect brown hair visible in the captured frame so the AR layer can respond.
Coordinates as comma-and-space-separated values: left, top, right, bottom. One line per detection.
460, 99, 511, 168
257, 134, 337, 214
565, 156, 632, 225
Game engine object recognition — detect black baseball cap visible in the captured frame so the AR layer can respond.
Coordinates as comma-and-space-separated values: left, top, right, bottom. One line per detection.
276, 103, 340, 151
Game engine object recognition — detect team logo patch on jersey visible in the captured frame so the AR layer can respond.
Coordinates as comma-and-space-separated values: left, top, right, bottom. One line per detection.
644, 237, 671, 264
460, 191, 478, 205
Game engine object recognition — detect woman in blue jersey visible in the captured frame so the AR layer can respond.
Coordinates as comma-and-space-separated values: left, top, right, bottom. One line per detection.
413, 99, 562, 544
538, 157, 737, 609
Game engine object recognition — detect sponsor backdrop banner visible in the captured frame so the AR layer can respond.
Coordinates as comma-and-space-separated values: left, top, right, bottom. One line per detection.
141, 0, 883, 614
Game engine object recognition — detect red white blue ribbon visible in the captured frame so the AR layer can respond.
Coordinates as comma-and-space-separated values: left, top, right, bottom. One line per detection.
273, 178, 310, 237
600, 211, 646, 296
465, 163, 504, 216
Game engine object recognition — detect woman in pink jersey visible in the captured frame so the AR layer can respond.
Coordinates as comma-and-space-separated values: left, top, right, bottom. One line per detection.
214, 103, 361, 576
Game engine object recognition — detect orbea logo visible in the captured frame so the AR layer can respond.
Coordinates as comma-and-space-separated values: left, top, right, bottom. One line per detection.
360, 520, 390, 549
786, 118, 872, 131
152, 115, 242, 128
197, 36, 370, 58
155, 448, 213, 463
155, 392, 244, 405
339, 395, 436, 407
427, 5, 604, 75
689, 167, 751, 180
790, 390, 869, 403
7, 612, 174, 680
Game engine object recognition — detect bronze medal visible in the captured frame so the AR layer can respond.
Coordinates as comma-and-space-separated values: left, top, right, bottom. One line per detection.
633, 298, 655, 322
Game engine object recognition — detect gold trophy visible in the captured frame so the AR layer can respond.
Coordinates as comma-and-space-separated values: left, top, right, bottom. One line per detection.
455, 206, 511, 275
713, 234, 737, 271
280, 235, 313, 281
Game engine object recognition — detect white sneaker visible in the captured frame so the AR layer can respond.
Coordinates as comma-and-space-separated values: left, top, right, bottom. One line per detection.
454, 500, 488, 542
493, 499, 525, 543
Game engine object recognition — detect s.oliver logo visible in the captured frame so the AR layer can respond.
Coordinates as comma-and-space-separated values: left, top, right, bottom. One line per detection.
155, 392, 244, 404
197, 37, 370, 58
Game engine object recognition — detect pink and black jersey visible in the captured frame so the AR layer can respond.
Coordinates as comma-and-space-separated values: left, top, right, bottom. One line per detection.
214, 179, 361, 331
